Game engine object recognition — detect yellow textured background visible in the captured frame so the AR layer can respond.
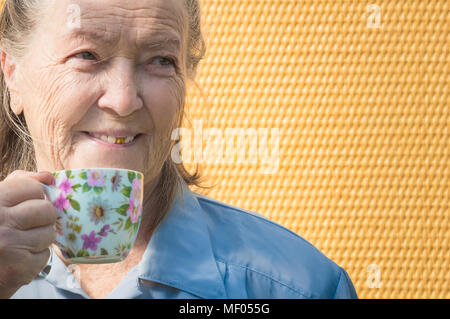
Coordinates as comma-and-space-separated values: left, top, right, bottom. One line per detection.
183, 1, 449, 299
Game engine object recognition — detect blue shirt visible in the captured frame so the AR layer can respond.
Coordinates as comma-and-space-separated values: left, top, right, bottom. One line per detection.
11, 181, 358, 299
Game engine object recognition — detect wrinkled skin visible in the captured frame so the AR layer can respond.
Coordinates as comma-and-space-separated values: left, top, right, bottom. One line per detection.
1, 0, 189, 298
7, 0, 187, 179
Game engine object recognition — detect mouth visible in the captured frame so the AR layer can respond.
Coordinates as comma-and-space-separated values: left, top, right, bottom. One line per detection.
82, 131, 143, 147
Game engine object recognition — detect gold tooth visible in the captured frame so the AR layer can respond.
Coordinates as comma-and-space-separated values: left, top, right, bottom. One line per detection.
115, 137, 126, 144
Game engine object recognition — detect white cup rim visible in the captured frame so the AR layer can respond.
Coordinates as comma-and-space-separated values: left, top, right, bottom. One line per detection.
48, 167, 143, 176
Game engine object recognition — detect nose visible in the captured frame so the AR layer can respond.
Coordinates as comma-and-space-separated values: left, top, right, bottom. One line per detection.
97, 58, 143, 117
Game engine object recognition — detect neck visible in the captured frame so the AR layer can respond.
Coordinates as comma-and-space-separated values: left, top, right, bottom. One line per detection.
131, 170, 164, 250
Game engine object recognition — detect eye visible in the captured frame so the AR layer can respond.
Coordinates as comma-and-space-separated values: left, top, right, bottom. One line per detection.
72, 51, 97, 61
151, 56, 176, 67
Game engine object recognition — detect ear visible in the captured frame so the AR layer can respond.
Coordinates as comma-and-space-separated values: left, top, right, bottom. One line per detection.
0, 49, 23, 115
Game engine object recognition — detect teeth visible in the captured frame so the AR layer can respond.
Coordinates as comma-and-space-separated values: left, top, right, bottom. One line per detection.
90, 133, 136, 144
106, 136, 116, 144
125, 136, 134, 143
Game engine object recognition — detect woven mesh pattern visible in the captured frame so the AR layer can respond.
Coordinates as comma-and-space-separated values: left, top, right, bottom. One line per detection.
183, 0, 449, 298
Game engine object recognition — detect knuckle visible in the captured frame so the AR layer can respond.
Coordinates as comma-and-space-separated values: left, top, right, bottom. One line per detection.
6, 170, 27, 179
3, 171, 30, 184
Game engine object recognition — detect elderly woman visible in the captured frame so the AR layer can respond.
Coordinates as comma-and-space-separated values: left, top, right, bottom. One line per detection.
0, 0, 357, 299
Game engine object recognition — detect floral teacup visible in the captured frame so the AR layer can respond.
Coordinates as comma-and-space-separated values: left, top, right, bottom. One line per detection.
42, 168, 144, 264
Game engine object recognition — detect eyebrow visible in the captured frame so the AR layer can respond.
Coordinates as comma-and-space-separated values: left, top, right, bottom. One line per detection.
62, 29, 181, 51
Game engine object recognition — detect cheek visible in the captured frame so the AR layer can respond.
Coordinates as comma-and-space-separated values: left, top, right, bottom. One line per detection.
20, 67, 95, 140
144, 76, 185, 133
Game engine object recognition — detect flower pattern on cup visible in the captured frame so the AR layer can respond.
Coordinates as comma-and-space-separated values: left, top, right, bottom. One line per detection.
48, 169, 143, 260
111, 171, 122, 192
127, 197, 141, 224
87, 170, 106, 187
77, 170, 106, 195
54, 193, 70, 212
58, 177, 73, 196
98, 224, 111, 237
97, 224, 117, 237
81, 231, 103, 251
66, 232, 78, 243
130, 178, 141, 202
49, 169, 143, 261
87, 197, 111, 225
115, 242, 132, 259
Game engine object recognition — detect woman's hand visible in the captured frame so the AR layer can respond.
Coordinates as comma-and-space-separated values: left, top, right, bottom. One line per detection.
0, 170, 57, 299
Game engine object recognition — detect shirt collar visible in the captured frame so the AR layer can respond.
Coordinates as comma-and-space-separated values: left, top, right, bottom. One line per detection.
137, 180, 227, 298
42, 248, 89, 298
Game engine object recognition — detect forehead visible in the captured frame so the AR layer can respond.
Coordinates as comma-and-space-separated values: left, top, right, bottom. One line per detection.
47, 0, 187, 48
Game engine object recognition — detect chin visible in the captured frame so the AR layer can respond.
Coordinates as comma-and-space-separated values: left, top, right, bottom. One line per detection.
67, 154, 146, 173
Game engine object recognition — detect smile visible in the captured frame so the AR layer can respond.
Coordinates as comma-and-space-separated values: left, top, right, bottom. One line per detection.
83, 132, 142, 147
89, 133, 136, 144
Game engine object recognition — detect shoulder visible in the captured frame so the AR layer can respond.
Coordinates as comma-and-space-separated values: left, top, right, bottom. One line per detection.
193, 192, 355, 298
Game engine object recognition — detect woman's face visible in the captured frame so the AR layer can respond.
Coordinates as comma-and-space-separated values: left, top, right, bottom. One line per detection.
9, 0, 187, 181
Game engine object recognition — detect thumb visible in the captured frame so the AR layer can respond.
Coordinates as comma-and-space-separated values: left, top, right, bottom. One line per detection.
30, 171, 55, 186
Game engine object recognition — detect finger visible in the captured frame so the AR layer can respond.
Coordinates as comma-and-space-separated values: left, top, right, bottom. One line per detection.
5, 170, 54, 186
0, 177, 47, 207
30, 248, 51, 275
11, 225, 56, 253
18, 248, 52, 284
6, 199, 57, 230
3, 170, 29, 181
30, 171, 54, 186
